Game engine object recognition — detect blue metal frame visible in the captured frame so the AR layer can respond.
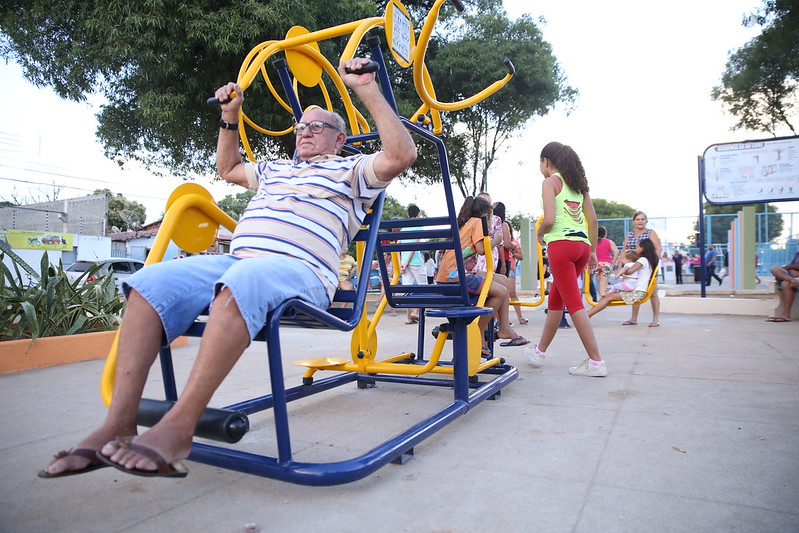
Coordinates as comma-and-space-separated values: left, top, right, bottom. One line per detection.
147, 38, 517, 486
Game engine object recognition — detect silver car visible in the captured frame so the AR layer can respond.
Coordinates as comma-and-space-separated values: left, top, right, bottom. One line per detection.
65, 258, 145, 290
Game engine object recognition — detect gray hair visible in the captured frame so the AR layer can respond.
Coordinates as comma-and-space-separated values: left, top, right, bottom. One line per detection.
329, 111, 346, 133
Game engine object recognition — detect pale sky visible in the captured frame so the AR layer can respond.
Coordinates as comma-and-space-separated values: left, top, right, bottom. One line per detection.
0, 0, 796, 245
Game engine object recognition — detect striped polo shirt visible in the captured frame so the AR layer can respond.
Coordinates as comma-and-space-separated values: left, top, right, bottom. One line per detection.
231, 153, 385, 300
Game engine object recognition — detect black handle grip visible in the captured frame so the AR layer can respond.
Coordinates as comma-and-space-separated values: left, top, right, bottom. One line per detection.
206, 91, 236, 106
344, 60, 380, 74
503, 58, 515, 75
480, 214, 489, 236
450, 0, 465, 12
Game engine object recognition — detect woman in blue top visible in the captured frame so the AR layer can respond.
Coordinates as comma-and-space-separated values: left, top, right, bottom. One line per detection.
529, 142, 606, 377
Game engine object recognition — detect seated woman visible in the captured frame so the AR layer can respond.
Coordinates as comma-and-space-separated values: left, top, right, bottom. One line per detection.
435, 196, 529, 350
587, 238, 659, 318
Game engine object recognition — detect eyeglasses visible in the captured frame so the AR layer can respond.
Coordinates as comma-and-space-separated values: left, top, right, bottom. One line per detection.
293, 120, 340, 136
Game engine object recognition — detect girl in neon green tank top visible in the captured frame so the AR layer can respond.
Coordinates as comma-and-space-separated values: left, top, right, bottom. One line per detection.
530, 142, 606, 377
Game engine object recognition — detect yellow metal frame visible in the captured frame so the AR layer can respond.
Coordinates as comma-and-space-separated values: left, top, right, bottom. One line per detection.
508, 215, 660, 310
411, 0, 513, 134
297, 227, 502, 381
584, 265, 660, 307
100, 185, 238, 406
231, 0, 513, 159
101, 1, 514, 403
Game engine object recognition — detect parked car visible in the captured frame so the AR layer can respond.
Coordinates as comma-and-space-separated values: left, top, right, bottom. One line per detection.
65, 258, 145, 290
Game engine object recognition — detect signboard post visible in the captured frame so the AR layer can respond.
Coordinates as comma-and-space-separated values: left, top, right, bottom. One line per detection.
698, 135, 799, 295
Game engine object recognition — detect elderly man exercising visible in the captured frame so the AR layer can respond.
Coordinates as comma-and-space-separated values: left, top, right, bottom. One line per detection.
40, 58, 417, 478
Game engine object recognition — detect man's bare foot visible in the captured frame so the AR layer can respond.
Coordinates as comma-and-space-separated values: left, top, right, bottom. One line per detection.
40, 426, 128, 477
100, 424, 192, 473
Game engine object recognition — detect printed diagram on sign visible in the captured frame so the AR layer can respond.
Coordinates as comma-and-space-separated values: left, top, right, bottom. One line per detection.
702, 136, 799, 205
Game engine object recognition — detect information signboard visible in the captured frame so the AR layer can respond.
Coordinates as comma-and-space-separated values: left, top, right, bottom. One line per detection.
385, 0, 414, 68
702, 135, 799, 205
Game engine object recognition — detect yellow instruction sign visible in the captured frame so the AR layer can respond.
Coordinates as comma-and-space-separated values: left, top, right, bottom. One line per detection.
5, 229, 73, 251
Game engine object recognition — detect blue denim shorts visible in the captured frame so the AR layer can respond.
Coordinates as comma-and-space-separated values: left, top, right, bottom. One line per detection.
122, 254, 330, 344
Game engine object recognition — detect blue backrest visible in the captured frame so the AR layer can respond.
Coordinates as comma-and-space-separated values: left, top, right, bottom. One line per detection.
375, 211, 475, 309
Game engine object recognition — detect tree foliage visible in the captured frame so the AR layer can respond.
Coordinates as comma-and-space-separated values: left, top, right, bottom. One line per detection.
592, 198, 636, 245
0, 0, 377, 176
711, 0, 799, 135
92, 189, 146, 232
378, 195, 410, 220
419, 2, 576, 196
593, 198, 636, 220
217, 190, 255, 221
1, 0, 573, 194
691, 202, 784, 245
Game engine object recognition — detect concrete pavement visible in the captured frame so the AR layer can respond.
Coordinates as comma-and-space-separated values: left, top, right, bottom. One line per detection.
2, 302, 798, 532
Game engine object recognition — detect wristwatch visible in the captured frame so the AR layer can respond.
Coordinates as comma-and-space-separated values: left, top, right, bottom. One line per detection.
219, 118, 239, 130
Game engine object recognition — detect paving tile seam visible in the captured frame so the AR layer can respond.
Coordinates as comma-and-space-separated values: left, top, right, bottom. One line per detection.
629, 373, 798, 385
573, 363, 637, 527
610, 410, 799, 427
631, 350, 792, 359
590, 481, 799, 517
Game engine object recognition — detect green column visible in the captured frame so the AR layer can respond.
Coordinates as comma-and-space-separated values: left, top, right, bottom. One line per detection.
740, 205, 756, 290
519, 217, 537, 290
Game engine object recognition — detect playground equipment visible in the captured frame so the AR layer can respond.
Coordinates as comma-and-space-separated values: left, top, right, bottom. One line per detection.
100, 0, 518, 485
583, 265, 660, 307
508, 216, 660, 310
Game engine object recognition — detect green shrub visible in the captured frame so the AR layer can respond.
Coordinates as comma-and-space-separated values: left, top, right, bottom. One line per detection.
0, 242, 125, 342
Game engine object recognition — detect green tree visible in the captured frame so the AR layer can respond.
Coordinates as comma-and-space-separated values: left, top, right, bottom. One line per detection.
0, 0, 572, 192
711, 0, 798, 135
593, 198, 636, 220
419, 2, 576, 195
381, 195, 412, 220
690, 202, 784, 245
217, 190, 255, 221
509, 212, 535, 234
593, 198, 636, 245
92, 189, 146, 232
0, 0, 377, 175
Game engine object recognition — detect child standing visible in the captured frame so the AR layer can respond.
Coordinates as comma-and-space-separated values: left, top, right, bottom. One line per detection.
529, 142, 605, 376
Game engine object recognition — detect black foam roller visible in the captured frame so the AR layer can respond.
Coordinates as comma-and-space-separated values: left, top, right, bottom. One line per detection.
137, 398, 249, 443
